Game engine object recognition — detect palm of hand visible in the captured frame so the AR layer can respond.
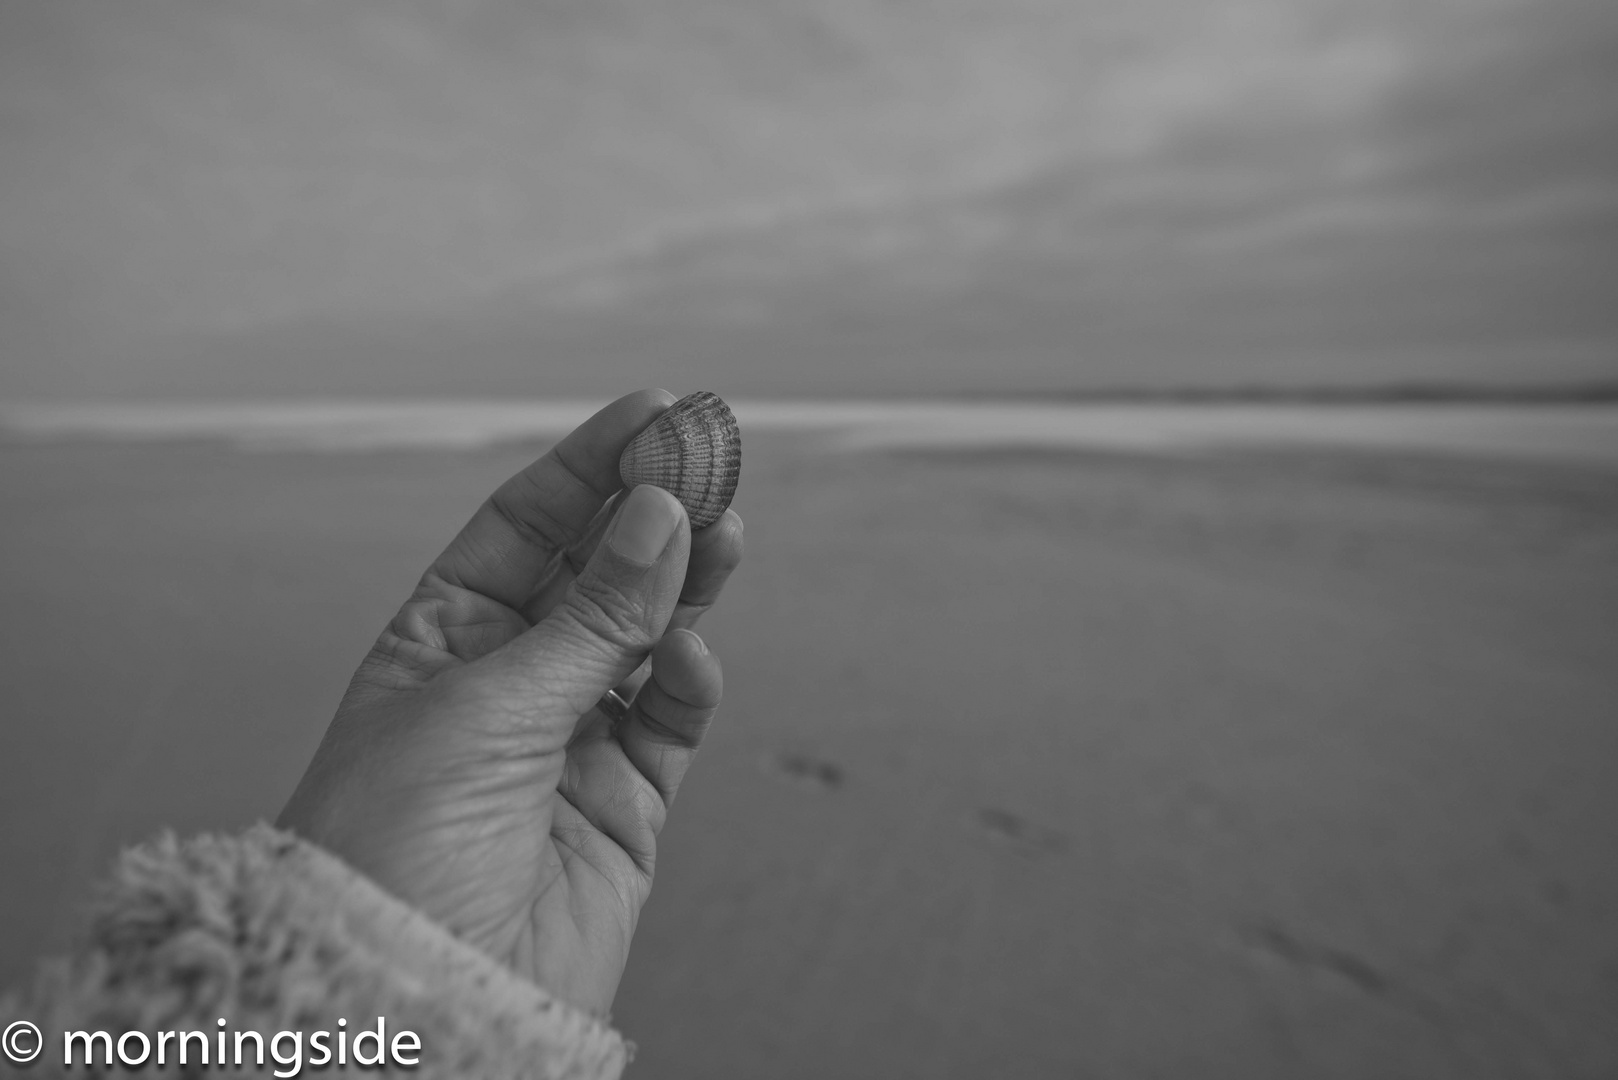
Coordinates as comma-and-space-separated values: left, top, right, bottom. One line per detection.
280, 391, 741, 1016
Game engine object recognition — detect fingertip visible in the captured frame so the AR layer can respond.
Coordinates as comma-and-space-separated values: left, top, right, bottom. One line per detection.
712, 507, 744, 539
653, 629, 723, 706
597, 389, 679, 449
691, 507, 745, 565
628, 387, 678, 411
609, 389, 676, 436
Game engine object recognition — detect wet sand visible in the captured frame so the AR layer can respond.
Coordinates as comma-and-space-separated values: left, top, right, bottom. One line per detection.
2, 435, 1616, 1077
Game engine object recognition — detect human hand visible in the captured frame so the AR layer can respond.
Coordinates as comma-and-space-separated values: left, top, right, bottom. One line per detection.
278, 389, 744, 1016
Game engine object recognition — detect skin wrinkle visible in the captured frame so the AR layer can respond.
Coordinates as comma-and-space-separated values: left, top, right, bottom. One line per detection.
418, 865, 547, 949
401, 573, 533, 661
628, 681, 710, 749
672, 599, 715, 624
444, 619, 523, 664
437, 677, 566, 740
519, 499, 622, 624
487, 481, 581, 562
559, 744, 588, 804
524, 563, 587, 628
555, 586, 663, 657
514, 624, 652, 711
610, 751, 662, 830
559, 744, 663, 867
544, 818, 615, 897
439, 723, 555, 770
362, 634, 452, 687
550, 820, 645, 919
392, 601, 451, 653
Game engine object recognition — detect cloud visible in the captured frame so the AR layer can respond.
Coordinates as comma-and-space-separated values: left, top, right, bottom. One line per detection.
1, 0, 1614, 395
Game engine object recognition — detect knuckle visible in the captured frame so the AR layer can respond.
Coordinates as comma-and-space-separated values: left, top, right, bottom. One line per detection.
388, 598, 449, 653
633, 706, 707, 750
619, 767, 665, 821
564, 575, 656, 652
486, 476, 572, 552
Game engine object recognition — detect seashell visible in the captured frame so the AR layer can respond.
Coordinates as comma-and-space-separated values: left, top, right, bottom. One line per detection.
619, 391, 740, 529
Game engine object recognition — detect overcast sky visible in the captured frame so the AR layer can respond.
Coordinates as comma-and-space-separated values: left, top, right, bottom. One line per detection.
2, 0, 1615, 398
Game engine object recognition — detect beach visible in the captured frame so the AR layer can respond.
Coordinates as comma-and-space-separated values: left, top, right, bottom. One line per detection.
2, 418, 1616, 1077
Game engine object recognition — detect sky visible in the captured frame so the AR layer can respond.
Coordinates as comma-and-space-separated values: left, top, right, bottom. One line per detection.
2, 0, 1615, 399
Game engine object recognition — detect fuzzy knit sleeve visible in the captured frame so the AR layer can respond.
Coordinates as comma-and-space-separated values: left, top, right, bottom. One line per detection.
0, 825, 630, 1078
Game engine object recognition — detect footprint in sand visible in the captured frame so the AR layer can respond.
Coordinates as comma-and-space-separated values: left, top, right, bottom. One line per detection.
1238, 919, 1392, 998
973, 807, 1070, 857
770, 752, 845, 790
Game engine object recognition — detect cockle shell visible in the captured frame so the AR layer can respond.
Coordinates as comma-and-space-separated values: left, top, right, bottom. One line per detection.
619, 391, 740, 529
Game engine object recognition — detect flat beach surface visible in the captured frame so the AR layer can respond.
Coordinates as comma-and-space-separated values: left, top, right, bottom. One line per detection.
2, 427, 1616, 1077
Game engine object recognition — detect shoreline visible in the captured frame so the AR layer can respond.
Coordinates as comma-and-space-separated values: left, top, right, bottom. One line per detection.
3, 397, 1616, 464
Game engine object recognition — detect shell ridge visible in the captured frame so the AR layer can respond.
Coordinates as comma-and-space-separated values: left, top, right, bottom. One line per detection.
617, 390, 739, 529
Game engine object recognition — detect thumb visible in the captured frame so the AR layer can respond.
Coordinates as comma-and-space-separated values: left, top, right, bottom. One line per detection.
495, 484, 692, 723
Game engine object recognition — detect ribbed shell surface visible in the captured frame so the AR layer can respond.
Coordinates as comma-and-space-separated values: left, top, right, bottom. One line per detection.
618, 391, 740, 529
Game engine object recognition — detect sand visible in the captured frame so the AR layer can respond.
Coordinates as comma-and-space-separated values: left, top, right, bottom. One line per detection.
2, 434, 1616, 1078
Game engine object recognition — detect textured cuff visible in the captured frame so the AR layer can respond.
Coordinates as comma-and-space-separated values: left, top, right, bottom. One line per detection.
0, 825, 629, 1079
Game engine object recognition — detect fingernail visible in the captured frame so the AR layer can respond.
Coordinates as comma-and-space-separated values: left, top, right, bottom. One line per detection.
673, 628, 708, 655
608, 485, 683, 566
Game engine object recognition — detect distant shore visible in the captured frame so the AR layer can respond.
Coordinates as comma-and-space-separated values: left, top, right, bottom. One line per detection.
7, 381, 1618, 412
3, 394, 1616, 463
948, 380, 1618, 405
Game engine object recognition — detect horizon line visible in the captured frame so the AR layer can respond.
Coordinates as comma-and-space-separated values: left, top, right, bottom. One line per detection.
4, 379, 1618, 408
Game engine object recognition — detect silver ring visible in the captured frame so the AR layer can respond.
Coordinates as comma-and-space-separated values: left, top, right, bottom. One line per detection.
596, 688, 632, 722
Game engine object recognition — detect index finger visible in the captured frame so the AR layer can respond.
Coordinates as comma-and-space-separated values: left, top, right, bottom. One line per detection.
426, 388, 676, 610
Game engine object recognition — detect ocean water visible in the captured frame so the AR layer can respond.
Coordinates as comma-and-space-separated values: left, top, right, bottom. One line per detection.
2, 399, 1617, 463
